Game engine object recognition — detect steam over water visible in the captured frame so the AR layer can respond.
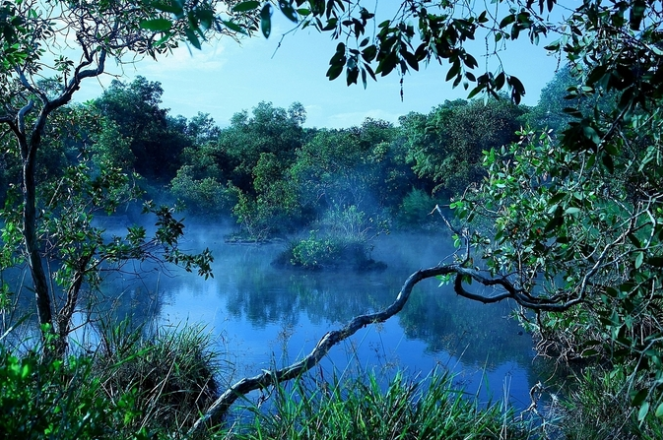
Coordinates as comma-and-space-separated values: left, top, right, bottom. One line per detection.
98, 228, 541, 409
7, 223, 542, 410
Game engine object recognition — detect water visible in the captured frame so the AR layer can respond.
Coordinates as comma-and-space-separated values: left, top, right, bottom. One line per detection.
4, 226, 542, 411
99, 228, 540, 410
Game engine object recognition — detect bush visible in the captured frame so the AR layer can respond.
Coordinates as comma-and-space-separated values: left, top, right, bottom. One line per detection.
396, 189, 442, 228
95, 321, 222, 429
0, 322, 224, 439
170, 166, 236, 216
0, 341, 147, 439
560, 366, 663, 440
275, 231, 385, 271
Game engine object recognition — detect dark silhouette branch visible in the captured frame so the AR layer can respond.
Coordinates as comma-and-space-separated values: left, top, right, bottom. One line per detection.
190, 196, 622, 434
189, 247, 595, 435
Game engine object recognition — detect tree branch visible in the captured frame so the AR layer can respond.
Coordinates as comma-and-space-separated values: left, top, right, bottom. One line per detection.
188, 264, 458, 435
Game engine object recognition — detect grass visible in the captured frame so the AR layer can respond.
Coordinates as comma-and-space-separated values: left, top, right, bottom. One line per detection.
94, 320, 223, 431
225, 370, 538, 440
558, 366, 663, 440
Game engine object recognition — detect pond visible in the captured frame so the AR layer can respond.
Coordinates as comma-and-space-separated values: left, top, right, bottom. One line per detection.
91, 226, 542, 411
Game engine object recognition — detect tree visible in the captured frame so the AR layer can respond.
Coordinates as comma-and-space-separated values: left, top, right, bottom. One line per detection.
94, 77, 191, 182
403, 98, 526, 196
220, 101, 307, 192
0, 0, 249, 350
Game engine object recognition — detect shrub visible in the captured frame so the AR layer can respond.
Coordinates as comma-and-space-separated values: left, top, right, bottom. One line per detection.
0, 322, 225, 438
396, 188, 444, 228
560, 366, 663, 440
0, 339, 147, 439
170, 166, 236, 216
276, 231, 384, 271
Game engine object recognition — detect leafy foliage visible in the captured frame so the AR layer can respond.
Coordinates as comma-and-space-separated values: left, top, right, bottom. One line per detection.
94, 77, 192, 181
453, 121, 663, 422
0, 335, 148, 440
0, 321, 224, 439
403, 98, 526, 196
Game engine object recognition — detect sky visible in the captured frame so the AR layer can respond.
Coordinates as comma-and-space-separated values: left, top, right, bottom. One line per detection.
75, 2, 566, 129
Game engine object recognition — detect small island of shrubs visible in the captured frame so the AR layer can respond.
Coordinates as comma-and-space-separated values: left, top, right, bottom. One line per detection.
273, 232, 387, 271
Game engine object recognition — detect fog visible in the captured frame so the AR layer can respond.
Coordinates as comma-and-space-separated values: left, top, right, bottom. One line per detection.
3, 211, 544, 410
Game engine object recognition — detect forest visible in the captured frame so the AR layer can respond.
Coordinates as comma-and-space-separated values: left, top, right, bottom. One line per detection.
1, 0, 663, 439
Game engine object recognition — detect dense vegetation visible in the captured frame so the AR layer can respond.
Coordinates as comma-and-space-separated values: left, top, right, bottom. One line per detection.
2, 0, 663, 438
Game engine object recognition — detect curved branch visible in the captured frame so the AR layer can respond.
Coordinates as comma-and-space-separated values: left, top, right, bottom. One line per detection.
188, 264, 457, 435
190, 239, 598, 434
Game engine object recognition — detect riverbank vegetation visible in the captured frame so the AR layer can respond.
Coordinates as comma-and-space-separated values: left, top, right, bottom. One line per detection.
0, 328, 538, 439
2, 0, 663, 438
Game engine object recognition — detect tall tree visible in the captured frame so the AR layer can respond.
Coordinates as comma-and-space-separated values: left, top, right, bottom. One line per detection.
0, 0, 246, 348
220, 101, 307, 192
403, 98, 526, 196
94, 77, 190, 181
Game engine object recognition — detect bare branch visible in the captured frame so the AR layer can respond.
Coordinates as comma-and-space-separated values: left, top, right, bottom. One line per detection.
189, 248, 588, 434
188, 264, 458, 434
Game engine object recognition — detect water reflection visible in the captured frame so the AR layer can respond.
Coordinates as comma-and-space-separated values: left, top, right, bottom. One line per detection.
126, 231, 538, 408
6, 230, 541, 410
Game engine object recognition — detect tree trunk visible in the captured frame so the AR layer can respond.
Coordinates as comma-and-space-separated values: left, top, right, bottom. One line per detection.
22, 138, 54, 335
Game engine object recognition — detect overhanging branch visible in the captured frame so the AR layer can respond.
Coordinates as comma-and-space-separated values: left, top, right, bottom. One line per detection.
188, 255, 584, 435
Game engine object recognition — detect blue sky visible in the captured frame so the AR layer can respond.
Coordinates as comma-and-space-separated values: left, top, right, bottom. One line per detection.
76, 4, 564, 129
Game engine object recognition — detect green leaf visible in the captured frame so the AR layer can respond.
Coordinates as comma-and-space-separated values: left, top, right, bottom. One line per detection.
153, 1, 184, 16
260, 3, 272, 38
361, 45, 377, 62
140, 19, 173, 32
446, 62, 460, 82
232, 1, 260, 12
655, 402, 663, 418
279, 0, 298, 22
222, 20, 247, 34
326, 63, 344, 81
627, 233, 641, 248
638, 401, 650, 422
633, 388, 649, 407
602, 154, 614, 173
564, 207, 581, 215
635, 251, 644, 269
548, 192, 566, 205
467, 85, 483, 100
185, 28, 201, 49
583, 125, 601, 145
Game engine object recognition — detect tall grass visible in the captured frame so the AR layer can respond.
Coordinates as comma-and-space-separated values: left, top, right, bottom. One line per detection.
229, 370, 538, 440
559, 366, 663, 440
94, 320, 223, 431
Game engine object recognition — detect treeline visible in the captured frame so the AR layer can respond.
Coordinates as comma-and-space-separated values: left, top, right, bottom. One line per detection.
0, 70, 577, 243
0, 68, 580, 246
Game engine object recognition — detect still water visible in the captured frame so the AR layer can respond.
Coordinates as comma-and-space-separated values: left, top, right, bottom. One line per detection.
97, 228, 540, 410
